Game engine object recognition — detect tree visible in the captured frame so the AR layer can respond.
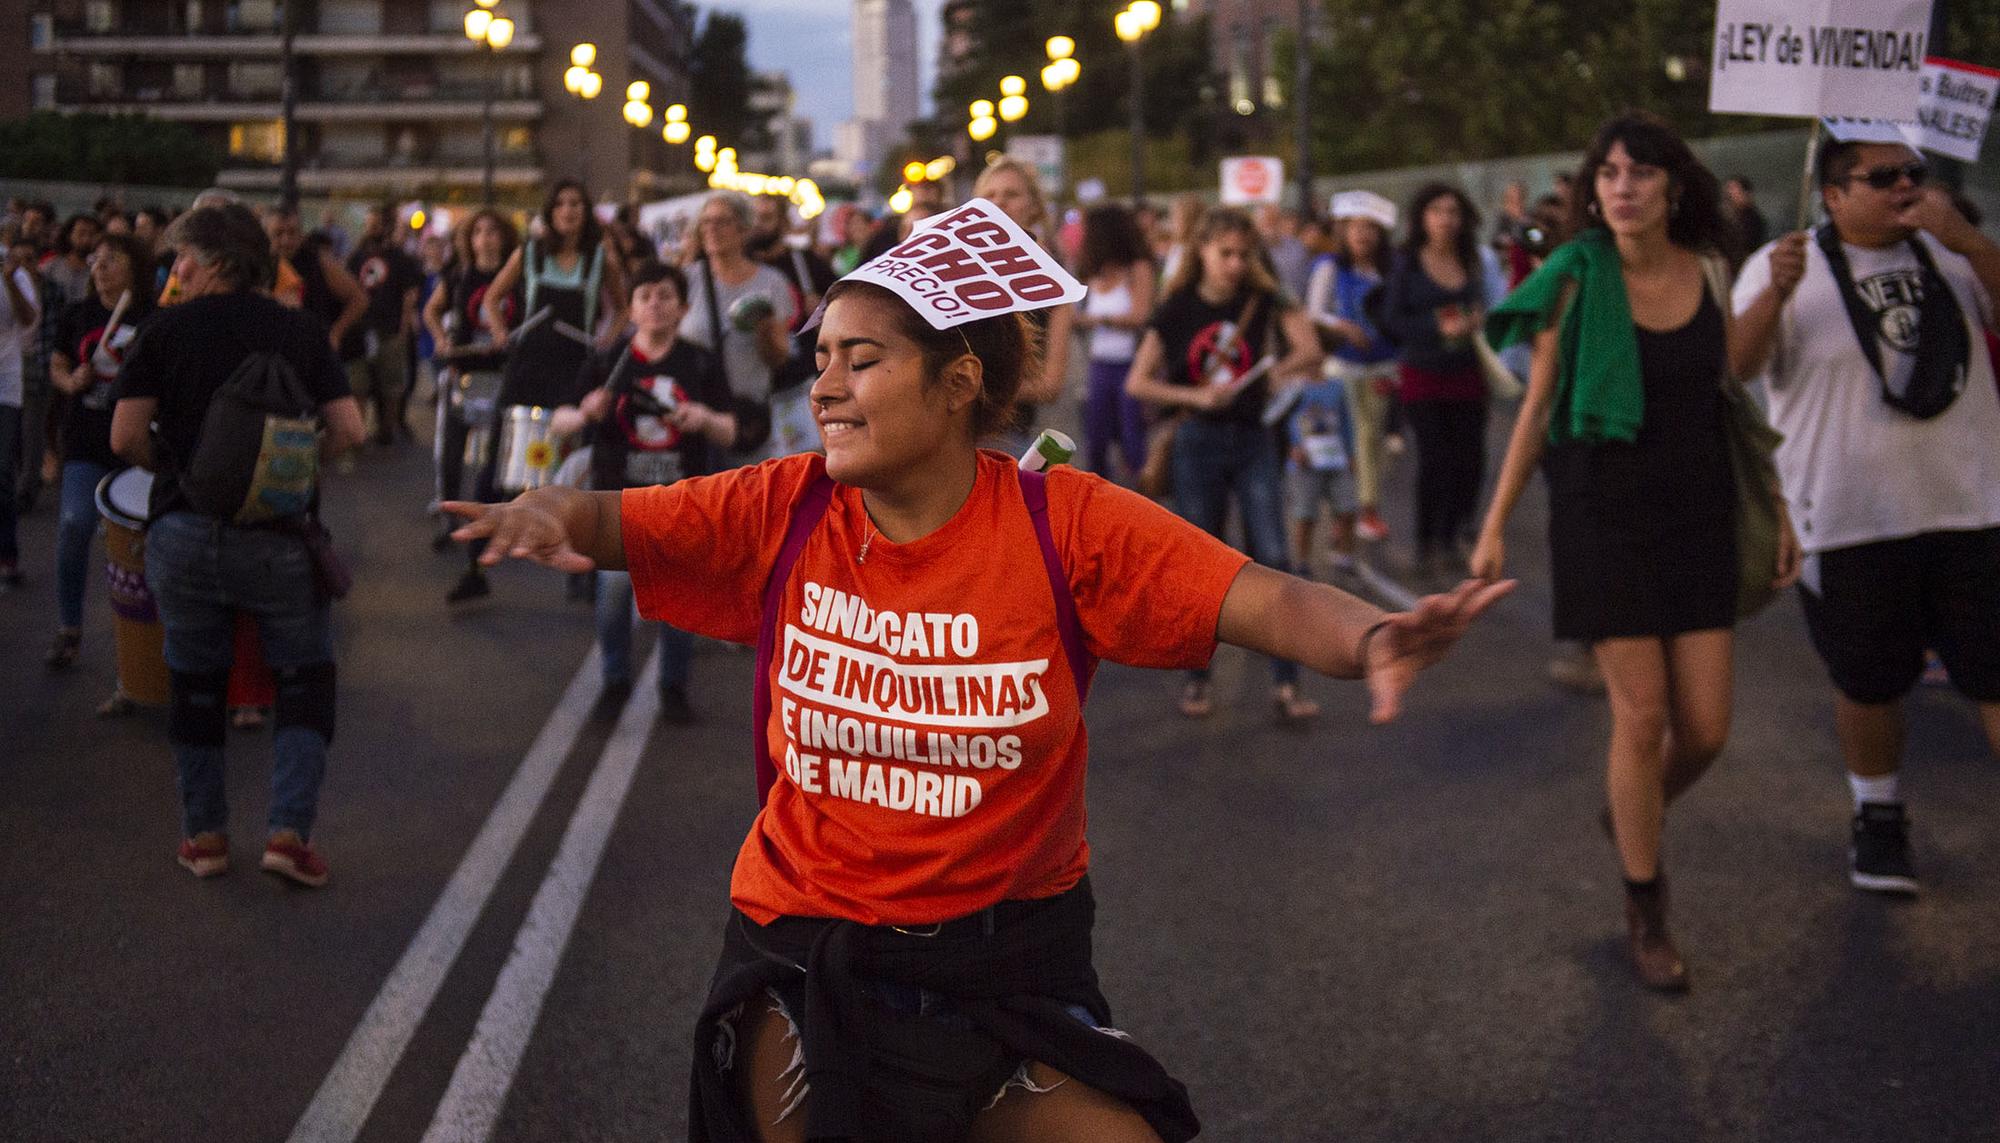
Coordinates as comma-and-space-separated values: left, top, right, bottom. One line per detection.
932, 0, 1215, 143
688, 12, 770, 156
1285, 0, 1776, 175
0, 112, 222, 186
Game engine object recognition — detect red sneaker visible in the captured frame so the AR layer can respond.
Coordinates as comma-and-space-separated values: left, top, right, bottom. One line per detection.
177, 832, 229, 878
1356, 508, 1391, 543
261, 831, 329, 888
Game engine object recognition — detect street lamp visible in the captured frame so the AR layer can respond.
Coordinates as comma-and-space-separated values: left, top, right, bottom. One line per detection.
662, 103, 689, 146
1115, 0, 1161, 206
623, 80, 654, 132
968, 99, 997, 143
464, 2, 515, 205
1040, 41, 1080, 96
1040, 35, 1081, 193
565, 43, 601, 178
998, 75, 1029, 123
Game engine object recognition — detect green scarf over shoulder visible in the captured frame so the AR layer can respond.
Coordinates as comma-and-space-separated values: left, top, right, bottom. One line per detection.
1484, 228, 1642, 444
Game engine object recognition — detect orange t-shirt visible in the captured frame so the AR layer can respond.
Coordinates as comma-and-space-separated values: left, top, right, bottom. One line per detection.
623, 450, 1250, 926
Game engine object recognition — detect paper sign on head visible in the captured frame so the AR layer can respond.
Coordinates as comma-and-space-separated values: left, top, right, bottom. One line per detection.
832, 197, 1086, 331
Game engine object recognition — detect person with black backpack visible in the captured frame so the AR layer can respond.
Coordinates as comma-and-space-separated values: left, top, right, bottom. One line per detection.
110, 202, 365, 888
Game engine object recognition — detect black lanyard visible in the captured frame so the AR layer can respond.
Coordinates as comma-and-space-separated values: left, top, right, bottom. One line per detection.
1813, 225, 1969, 419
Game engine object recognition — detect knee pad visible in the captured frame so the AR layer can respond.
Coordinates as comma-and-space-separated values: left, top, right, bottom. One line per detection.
274, 661, 338, 746
169, 669, 231, 748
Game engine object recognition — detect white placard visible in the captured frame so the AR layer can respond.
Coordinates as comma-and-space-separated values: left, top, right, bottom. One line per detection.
1220, 156, 1284, 206
1709, 0, 1933, 120
1005, 134, 1066, 197
1913, 57, 1998, 162
841, 198, 1085, 330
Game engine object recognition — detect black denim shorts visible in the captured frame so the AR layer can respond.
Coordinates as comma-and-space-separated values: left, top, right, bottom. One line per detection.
1799, 526, 2000, 703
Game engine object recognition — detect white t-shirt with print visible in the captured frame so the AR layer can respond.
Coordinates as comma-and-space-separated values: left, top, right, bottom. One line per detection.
0, 267, 42, 407
1734, 231, 2000, 554
678, 260, 798, 407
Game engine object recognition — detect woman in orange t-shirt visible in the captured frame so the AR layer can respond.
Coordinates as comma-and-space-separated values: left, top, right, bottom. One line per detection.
447, 273, 1511, 1142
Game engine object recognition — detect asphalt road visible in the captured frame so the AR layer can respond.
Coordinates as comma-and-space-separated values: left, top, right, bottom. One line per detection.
2, 395, 1995, 1142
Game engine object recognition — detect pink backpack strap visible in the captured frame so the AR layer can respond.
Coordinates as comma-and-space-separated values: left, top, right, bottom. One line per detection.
753, 474, 837, 805
1018, 467, 1096, 705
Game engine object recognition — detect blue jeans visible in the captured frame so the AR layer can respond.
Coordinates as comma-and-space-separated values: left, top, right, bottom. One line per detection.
55, 458, 114, 629
1170, 418, 1299, 686
596, 570, 692, 692
0, 403, 20, 565
145, 511, 336, 840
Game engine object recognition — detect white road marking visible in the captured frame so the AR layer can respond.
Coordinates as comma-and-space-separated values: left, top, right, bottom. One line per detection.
421, 647, 662, 1142
287, 648, 604, 1143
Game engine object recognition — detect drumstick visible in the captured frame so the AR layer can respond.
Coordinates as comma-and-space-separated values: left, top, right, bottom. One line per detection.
506, 304, 554, 346
90, 289, 134, 375
599, 342, 637, 394
103, 288, 131, 336
552, 320, 593, 346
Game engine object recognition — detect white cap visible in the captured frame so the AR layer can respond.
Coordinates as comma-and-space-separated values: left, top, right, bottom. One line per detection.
1330, 190, 1397, 231
1822, 118, 1920, 147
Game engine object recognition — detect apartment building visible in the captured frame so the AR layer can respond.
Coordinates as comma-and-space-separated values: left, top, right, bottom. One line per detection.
17, 0, 695, 201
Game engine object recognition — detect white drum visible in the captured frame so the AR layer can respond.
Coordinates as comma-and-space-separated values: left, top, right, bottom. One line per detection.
454, 369, 505, 470
496, 405, 563, 493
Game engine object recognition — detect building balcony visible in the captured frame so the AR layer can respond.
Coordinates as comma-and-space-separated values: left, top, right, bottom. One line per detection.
216, 155, 549, 194
40, 26, 544, 58
54, 87, 543, 124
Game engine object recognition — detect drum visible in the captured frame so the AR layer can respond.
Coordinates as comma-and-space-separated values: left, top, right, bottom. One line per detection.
496, 404, 563, 493
94, 468, 169, 706
454, 368, 505, 469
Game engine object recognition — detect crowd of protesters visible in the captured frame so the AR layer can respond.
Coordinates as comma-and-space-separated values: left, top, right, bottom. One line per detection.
3, 99, 1995, 1139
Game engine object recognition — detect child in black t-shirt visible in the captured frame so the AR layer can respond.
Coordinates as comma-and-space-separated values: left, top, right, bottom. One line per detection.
555, 260, 771, 719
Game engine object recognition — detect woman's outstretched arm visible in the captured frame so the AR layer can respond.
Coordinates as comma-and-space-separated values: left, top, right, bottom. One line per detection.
443, 487, 626, 572
1217, 563, 1515, 724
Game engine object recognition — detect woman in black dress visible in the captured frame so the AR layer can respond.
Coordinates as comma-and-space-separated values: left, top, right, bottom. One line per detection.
1471, 114, 1800, 991
450, 180, 627, 602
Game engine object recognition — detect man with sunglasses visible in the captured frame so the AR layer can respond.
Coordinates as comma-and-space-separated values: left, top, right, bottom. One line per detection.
1733, 127, 2000, 896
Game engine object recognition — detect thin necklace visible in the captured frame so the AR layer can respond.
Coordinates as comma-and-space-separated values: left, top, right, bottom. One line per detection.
857, 512, 877, 564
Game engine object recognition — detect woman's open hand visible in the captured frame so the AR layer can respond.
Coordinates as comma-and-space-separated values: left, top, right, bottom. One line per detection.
442, 496, 596, 573
1363, 577, 1517, 724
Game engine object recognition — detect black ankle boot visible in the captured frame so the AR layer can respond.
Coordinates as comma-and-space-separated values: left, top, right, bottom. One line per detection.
1623, 876, 1689, 992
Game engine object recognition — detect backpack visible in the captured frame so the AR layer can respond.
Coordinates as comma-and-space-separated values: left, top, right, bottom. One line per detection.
178, 351, 322, 525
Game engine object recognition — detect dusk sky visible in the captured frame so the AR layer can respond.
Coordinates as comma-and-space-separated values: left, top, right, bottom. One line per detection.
714, 0, 948, 150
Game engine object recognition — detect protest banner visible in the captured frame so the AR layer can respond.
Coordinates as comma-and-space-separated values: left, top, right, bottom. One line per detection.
1710, 0, 1935, 226
1913, 57, 1998, 162
840, 197, 1085, 331
1709, 0, 1932, 120
1220, 157, 1284, 206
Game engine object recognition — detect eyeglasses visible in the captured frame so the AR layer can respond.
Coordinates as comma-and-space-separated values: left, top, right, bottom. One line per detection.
1846, 161, 1928, 191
